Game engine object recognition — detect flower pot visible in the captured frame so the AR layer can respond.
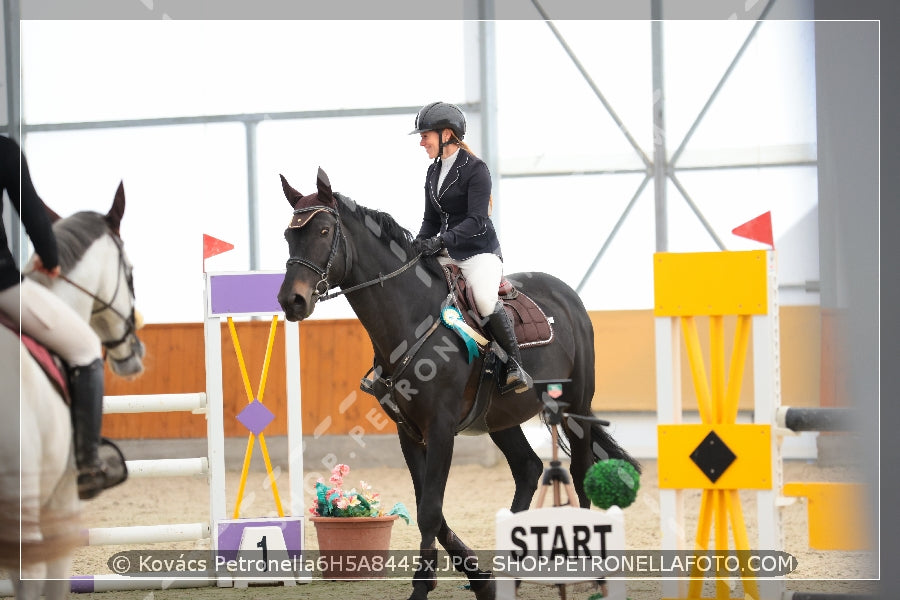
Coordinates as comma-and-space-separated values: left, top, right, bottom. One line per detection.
310, 515, 398, 579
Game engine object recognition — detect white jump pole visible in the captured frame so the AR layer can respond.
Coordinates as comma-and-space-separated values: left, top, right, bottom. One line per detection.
87, 522, 211, 546
77, 392, 213, 547
124, 457, 208, 478
103, 392, 207, 414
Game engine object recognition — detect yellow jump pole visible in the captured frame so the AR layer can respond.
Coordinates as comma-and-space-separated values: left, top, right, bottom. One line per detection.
724, 315, 751, 424
714, 490, 730, 600
688, 489, 714, 599
228, 317, 257, 519
727, 489, 759, 599
681, 316, 713, 424
709, 315, 725, 425
255, 316, 285, 517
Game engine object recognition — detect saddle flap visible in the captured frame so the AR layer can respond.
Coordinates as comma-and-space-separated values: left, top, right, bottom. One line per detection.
442, 265, 553, 348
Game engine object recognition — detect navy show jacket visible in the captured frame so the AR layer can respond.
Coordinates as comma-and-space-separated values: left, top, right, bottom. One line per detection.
416, 148, 503, 261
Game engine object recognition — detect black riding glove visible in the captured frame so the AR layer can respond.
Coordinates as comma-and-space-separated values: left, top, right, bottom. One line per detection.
414, 234, 444, 256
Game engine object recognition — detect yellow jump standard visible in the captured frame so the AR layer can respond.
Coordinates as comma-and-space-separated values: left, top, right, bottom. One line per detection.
654, 250, 775, 600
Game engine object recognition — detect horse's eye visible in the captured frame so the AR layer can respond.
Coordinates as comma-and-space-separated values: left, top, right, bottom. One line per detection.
320, 228, 329, 236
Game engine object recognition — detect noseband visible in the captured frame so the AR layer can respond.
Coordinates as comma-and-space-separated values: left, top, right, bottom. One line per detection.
284, 206, 350, 298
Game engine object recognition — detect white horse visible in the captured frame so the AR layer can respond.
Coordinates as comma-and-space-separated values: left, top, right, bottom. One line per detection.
0, 183, 144, 600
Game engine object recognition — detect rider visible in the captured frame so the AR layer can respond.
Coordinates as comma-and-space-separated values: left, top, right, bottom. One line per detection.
410, 101, 532, 393
0, 135, 112, 500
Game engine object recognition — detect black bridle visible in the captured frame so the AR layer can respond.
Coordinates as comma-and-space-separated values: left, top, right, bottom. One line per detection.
56, 231, 140, 361
285, 206, 422, 302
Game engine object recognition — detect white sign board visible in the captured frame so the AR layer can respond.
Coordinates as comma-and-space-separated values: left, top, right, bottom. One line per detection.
495, 506, 626, 599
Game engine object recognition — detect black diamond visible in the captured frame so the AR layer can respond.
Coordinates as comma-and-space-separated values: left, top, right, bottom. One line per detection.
690, 430, 737, 484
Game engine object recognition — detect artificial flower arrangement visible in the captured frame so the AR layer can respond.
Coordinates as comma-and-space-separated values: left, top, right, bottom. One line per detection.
311, 463, 410, 523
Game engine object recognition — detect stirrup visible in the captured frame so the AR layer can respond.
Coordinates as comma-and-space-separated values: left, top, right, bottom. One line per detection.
77, 467, 106, 500
78, 439, 129, 500
503, 367, 533, 394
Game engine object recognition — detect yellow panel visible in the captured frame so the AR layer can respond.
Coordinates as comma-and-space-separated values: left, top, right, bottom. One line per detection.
657, 424, 772, 490
653, 251, 769, 316
783, 482, 871, 550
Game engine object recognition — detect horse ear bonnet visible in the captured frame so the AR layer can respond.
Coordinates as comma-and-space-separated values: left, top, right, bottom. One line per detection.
280, 168, 338, 211
315, 167, 337, 209
280, 174, 305, 208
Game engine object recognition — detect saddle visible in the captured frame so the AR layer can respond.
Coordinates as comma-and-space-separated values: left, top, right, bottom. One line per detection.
441, 264, 554, 348
0, 310, 70, 404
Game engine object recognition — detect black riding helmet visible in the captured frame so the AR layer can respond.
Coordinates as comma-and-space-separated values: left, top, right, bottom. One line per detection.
410, 101, 466, 161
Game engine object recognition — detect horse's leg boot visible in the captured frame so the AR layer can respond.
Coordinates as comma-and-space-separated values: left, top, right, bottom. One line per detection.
68, 358, 113, 500
487, 304, 533, 394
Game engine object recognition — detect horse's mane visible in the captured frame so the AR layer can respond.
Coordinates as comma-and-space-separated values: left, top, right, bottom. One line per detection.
335, 192, 414, 250
52, 211, 110, 272
335, 192, 444, 280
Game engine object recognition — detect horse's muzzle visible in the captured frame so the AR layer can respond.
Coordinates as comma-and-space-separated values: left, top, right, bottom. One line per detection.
277, 279, 314, 322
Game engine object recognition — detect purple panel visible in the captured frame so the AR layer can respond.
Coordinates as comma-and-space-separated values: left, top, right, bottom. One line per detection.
217, 518, 303, 561
209, 273, 285, 315
70, 575, 94, 593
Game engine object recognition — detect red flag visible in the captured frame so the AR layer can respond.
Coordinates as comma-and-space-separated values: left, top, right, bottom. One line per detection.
731, 212, 773, 247
203, 234, 234, 259
203, 234, 234, 272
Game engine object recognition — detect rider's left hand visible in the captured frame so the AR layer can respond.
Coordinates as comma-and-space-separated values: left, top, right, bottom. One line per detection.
414, 234, 444, 256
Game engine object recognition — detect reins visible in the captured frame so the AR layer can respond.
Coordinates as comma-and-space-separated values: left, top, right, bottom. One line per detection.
285, 205, 424, 302
27, 231, 138, 352
56, 273, 135, 349
317, 253, 423, 301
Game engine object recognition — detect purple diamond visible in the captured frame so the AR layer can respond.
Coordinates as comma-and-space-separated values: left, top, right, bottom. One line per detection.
236, 399, 275, 435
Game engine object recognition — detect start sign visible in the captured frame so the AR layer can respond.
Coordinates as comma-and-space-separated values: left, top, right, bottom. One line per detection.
495, 505, 626, 598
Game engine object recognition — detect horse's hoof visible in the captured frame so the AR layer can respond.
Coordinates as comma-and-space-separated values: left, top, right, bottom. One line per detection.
407, 579, 435, 600
471, 576, 496, 600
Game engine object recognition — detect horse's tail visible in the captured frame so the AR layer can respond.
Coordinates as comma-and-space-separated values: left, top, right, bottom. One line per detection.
588, 421, 642, 474
541, 415, 642, 475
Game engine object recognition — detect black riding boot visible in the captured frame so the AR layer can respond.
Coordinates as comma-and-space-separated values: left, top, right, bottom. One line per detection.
487, 303, 533, 394
68, 358, 108, 500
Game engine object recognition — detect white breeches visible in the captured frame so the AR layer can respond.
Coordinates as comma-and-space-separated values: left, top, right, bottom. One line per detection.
437, 252, 503, 317
0, 279, 101, 367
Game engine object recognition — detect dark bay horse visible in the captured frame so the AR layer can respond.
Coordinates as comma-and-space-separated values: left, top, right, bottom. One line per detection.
277, 168, 639, 600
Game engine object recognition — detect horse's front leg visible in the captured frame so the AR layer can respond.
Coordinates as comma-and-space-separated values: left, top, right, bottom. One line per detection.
397, 426, 436, 600
400, 419, 456, 600
438, 521, 495, 600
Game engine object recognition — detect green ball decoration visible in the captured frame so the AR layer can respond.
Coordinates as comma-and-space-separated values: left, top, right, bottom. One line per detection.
584, 459, 640, 510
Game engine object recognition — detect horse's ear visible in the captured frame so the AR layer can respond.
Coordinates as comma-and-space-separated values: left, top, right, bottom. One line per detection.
105, 181, 125, 233
280, 174, 304, 208
316, 167, 337, 208
43, 201, 61, 223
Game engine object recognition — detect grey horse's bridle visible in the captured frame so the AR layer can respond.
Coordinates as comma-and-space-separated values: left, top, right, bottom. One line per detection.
57, 231, 141, 362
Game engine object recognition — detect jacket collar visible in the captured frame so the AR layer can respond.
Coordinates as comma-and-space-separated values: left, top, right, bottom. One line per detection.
429, 147, 471, 203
